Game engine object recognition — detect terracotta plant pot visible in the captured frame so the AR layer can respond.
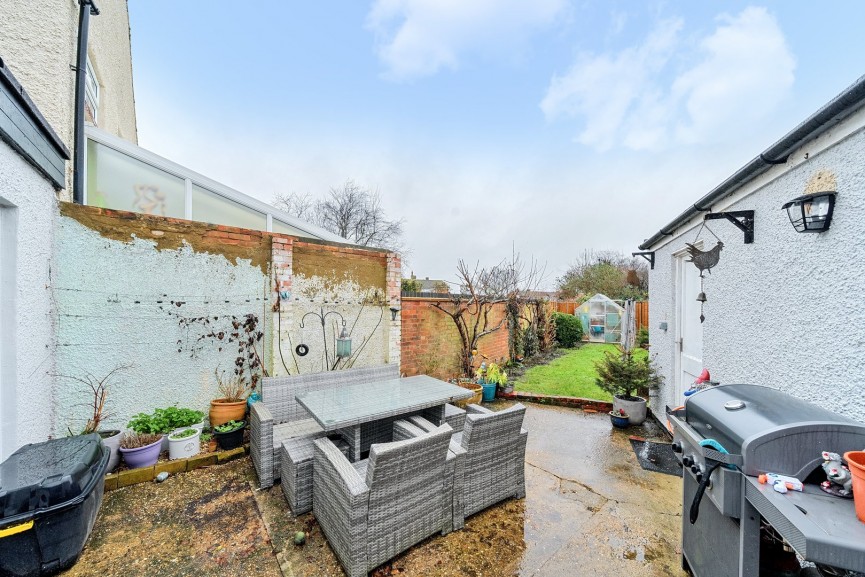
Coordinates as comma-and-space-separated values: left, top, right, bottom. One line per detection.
844, 451, 865, 523
209, 399, 246, 427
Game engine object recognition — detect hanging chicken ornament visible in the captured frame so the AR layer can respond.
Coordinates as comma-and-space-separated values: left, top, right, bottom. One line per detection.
685, 221, 724, 323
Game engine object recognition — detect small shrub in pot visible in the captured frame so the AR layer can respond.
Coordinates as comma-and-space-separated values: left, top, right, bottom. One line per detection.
594, 347, 663, 425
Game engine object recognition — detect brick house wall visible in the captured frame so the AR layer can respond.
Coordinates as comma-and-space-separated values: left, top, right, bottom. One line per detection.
400, 297, 510, 380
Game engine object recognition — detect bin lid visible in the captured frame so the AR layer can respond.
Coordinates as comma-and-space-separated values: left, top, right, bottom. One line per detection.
0, 434, 103, 519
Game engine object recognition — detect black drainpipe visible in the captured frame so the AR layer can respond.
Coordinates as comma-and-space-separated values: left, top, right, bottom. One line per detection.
72, 0, 100, 204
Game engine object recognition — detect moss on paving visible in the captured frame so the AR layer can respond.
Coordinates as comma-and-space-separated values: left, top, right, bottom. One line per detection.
514, 344, 648, 401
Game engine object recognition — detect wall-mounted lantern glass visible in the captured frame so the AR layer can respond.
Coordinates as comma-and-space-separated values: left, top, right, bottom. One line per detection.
390, 307, 400, 321
782, 191, 836, 233
336, 321, 352, 358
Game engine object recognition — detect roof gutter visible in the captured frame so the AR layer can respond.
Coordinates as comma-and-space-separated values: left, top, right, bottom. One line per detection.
639, 74, 865, 250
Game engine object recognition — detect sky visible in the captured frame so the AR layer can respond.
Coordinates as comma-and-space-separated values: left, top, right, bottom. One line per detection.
128, 1, 865, 290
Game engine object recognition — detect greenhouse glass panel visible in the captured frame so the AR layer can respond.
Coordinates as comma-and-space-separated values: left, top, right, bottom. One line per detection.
191, 185, 267, 230
86, 139, 185, 218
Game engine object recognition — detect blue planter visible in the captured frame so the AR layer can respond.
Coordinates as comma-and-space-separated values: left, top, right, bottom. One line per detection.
481, 383, 497, 402
609, 412, 630, 428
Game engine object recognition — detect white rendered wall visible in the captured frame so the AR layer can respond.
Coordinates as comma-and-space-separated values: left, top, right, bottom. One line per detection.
53, 215, 270, 434
0, 139, 58, 460
648, 124, 865, 422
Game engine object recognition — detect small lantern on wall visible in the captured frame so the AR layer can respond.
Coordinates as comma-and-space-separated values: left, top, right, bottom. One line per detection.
782, 191, 836, 233
336, 321, 352, 358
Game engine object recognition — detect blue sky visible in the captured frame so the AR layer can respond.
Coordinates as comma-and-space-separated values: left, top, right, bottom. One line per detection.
129, 1, 865, 288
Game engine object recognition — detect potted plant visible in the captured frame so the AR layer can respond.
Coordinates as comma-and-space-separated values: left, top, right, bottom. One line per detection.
155, 406, 206, 433
594, 347, 663, 425
167, 428, 201, 460
210, 369, 248, 427
487, 362, 509, 394
127, 410, 173, 452
118, 432, 163, 469
609, 408, 630, 428
213, 419, 245, 450
200, 432, 217, 453
58, 365, 132, 473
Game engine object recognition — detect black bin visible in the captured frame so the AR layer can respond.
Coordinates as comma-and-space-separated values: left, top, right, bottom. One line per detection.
0, 434, 109, 577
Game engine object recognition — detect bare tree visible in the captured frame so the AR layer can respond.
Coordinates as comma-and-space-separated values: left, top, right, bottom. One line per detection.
273, 180, 407, 255
557, 249, 648, 300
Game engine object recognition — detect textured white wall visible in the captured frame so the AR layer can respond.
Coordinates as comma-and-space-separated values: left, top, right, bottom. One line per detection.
0, 140, 58, 460
648, 125, 865, 421
0, 0, 137, 196
53, 215, 270, 434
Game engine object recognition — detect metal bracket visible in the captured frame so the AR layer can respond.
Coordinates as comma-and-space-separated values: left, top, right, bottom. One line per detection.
632, 251, 655, 270
704, 210, 754, 244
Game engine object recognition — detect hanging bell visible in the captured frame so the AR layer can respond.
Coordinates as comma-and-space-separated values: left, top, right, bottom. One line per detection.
696, 292, 707, 303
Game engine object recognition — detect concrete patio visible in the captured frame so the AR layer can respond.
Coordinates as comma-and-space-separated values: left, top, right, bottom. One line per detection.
61, 402, 686, 577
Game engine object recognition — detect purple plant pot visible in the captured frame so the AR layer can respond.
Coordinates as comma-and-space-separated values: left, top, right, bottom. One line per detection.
119, 437, 162, 469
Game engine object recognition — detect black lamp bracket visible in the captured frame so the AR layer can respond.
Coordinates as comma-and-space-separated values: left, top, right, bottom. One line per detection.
632, 251, 655, 270
704, 210, 754, 244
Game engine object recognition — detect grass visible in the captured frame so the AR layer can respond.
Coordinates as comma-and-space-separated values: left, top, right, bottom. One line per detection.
513, 343, 648, 401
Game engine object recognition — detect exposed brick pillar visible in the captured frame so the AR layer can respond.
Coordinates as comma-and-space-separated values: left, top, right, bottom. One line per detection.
386, 252, 402, 369
271, 235, 294, 376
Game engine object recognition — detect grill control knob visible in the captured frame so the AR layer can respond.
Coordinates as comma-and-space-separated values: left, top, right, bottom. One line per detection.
695, 472, 703, 484
682, 455, 693, 468
691, 463, 701, 475
671, 442, 683, 454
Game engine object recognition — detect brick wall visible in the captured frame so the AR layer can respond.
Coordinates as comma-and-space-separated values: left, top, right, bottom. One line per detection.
400, 297, 510, 380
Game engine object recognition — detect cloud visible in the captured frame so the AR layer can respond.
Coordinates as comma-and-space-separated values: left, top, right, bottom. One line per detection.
541, 6, 796, 150
366, 0, 568, 81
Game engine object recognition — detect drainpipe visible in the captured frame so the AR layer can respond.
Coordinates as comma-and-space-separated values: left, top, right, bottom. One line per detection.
72, 0, 99, 204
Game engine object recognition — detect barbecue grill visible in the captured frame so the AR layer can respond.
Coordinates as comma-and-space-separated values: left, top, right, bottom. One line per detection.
668, 384, 865, 577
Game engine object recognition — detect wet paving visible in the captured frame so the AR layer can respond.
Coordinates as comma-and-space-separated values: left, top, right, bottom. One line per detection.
63, 402, 687, 577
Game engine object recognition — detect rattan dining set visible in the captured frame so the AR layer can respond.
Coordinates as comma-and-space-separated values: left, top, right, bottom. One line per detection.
250, 364, 528, 577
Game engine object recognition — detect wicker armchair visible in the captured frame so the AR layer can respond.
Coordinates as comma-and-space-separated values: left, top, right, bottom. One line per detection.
250, 364, 399, 489
459, 403, 527, 520
407, 403, 527, 527
312, 423, 454, 577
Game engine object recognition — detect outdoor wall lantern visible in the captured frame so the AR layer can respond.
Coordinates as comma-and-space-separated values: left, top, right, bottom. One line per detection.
782, 191, 836, 233
390, 307, 400, 321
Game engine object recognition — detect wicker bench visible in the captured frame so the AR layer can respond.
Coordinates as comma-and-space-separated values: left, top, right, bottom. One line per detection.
250, 364, 400, 489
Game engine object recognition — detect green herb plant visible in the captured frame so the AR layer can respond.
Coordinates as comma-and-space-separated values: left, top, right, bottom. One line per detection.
213, 420, 244, 433
169, 428, 198, 440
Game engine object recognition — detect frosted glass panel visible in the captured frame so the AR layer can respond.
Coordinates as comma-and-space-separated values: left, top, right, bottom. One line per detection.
86, 139, 185, 218
272, 219, 307, 237
191, 185, 266, 230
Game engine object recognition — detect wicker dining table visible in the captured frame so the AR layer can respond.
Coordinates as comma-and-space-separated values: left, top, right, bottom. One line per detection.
295, 374, 472, 461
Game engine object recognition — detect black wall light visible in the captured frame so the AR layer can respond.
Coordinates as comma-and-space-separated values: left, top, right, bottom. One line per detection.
782, 191, 836, 233
390, 307, 400, 321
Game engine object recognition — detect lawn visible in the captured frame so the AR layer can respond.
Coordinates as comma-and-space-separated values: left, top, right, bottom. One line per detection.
514, 343, 647, 401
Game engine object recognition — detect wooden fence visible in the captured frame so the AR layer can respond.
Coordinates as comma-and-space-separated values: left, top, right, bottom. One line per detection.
550, 300, 649, 331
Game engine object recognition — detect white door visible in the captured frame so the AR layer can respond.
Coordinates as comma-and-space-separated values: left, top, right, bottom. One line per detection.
676, 251, 704, 400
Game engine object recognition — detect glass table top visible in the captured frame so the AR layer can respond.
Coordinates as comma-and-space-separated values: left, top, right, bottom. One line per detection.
295, 375, 473, 430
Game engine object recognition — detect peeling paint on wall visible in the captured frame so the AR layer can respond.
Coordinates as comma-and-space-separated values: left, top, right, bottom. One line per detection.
60, 203, 272, 273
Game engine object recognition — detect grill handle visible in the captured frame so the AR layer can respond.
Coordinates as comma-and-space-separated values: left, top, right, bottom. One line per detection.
689, 460, 722, 525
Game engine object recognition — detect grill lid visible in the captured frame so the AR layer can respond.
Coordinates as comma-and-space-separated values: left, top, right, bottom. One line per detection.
686, 384, 865, 478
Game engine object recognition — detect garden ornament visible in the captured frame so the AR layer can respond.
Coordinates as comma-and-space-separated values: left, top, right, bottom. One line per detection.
820, 451, 853, 497
686, 220, 724, 323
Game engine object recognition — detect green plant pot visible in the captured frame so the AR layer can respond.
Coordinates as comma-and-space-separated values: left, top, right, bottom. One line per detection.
481, 383, 497, 402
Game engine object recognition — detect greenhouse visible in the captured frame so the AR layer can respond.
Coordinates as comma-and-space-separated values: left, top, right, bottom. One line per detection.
577, 294, 624, 343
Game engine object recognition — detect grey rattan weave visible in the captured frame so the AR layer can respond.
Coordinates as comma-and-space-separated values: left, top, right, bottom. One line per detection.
407, 404, 527, 525
250, 364, 399, 488
313, 424, 454, 577
281, 435, 350, 515
459, 403, 527, 519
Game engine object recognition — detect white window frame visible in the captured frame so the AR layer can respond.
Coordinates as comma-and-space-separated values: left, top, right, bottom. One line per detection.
85, 56, 99, 123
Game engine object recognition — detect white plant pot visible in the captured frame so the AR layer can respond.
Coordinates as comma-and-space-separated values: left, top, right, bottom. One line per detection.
168, 429, 201, 460
613, 395, 647, 425
171, 421, 205, 436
